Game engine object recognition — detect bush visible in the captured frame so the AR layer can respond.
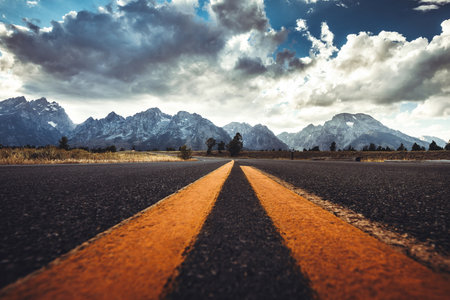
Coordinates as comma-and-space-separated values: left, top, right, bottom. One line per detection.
179, 145, 192, 160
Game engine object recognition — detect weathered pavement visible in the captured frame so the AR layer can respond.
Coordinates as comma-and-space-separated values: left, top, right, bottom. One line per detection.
1, 159, 449, 299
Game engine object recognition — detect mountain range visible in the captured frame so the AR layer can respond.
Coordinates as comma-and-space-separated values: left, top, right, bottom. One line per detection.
223, 122, 288, 150
0, 97, 446, 151
277, 113, 431, 151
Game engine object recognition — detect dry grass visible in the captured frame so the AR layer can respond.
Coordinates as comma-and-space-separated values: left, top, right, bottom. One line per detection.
0, 147, 184, 165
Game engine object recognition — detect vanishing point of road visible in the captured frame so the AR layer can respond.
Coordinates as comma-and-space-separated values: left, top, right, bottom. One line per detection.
0, 159, 449, 299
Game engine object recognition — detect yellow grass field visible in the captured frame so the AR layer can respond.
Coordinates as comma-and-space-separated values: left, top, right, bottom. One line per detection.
0, 147, 184, 165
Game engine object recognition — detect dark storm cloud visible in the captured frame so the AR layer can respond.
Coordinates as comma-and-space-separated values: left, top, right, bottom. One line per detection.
234, 56, 267, 75
22, 18, 40, 33
211, 0, 268, 33
275, 49, 308, 72
0, 0, 225, 83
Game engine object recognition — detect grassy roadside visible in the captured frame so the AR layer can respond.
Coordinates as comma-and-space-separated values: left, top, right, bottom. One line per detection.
193, 150, 450, 161
0, 147, 185, 165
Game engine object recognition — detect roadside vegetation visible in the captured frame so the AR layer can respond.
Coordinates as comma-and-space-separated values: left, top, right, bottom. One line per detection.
0, 146, 183, 165
199, 137, 450, 161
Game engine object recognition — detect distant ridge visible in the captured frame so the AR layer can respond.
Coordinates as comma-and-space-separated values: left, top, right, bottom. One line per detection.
277, 113, 429, 151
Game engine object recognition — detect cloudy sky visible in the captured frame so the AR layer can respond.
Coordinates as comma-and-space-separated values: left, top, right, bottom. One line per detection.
0, 0, 449, 139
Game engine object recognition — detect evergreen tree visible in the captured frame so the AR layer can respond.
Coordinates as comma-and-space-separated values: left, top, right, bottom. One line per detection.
368, 143, 377, 151
445, 141, 450, 151
205, 138, 216, 155
411, 143, 422, 151
218, 141, 225, 153
58, 136, 69, 150
330, 141, 336, 151
397, 143, 407, 151
428, 141, 443, 151
227, 133, 243, 156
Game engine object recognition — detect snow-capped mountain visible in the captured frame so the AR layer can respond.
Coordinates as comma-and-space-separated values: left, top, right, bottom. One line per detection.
278, 113, 430, 151
419, 136, 447, 148
0, 96, 74, 146
69, 109, 231, 150
223, 122, 289, 150
1, 97, 443, 151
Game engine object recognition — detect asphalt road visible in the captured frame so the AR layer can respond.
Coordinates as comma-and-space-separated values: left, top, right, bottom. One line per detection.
240, 159, 450, 255
166, 164, 314, 300
0, 160, 228, 288
1, 158, 448, 296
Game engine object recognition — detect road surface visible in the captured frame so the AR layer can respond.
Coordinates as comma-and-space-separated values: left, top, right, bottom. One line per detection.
240, 159, 450, 254
0, 160, 228, 288
0, 159, 448, 299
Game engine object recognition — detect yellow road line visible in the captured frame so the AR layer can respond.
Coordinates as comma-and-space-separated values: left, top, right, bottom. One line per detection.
1, 161, 234, 300
241, 166, 450, 300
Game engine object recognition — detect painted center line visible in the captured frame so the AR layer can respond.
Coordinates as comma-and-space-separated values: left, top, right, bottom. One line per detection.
0, 161, 233, 300
241, 166, 450, 300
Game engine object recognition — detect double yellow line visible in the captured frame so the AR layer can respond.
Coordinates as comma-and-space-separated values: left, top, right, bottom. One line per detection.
1, 161, 449, 299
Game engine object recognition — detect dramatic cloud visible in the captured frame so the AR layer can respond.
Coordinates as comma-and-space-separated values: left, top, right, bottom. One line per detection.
210, 0, 267, 33
0, 0, 226, 96
413, 0, 450, 11
0, 0, 449, 139
281, 20, 450, 108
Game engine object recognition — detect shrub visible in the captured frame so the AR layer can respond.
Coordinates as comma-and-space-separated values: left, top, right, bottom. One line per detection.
179, 145, 192, 160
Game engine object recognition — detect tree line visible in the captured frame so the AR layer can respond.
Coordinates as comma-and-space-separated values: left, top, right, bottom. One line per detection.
302, 140, 450, 152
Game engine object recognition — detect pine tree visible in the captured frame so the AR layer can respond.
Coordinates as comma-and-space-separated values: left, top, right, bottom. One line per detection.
397, 143, 407, 151
330, 141, 336, 151
218, 141, 225, 153
58, 136, 69, 150
227, 133, 243, 156
428, 141, 443, 151
206, 138, 216, 155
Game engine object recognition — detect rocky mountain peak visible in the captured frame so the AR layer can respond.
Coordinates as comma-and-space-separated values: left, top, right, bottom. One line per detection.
105, 111, 124, 122
278, 112, 429, 151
